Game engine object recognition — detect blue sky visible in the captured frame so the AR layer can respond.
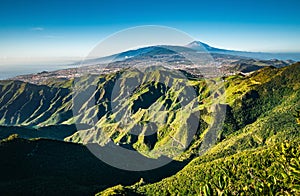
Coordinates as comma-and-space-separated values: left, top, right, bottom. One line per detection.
0, 0, 300, 63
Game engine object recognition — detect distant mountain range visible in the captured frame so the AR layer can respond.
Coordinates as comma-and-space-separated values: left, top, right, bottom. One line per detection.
187, 41, 300, 61
11, 41, 297, 85
0, 40, 297, 84
80, 41, 300, 66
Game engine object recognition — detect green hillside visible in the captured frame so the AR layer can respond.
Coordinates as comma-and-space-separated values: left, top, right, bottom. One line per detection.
100, 140, 299, 195
97, 63, 300, 195
0, 62, 299, 195
0, 80, 73, 126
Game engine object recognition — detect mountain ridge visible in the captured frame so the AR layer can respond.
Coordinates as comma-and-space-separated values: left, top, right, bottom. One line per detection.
74, 41, 300, 68
0, 61, 299, 195
186, 41, 300, 60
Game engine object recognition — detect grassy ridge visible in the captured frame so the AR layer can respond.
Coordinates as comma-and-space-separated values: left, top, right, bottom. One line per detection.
0, 63, 299, 195
102, 140, 298, 195
97, 63, 300, 195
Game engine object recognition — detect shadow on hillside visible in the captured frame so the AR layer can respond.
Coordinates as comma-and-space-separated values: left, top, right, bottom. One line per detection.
0, 137, 190, 196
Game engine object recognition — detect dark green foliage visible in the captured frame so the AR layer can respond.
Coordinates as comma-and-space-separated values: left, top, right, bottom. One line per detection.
294, 108, 300, 125
0, 124, 82, 141
0, 136, 190, 196
218, 105, 239, 141
1, 63, 300, 195
121, 140, 300, 195
97, 63, 300, 195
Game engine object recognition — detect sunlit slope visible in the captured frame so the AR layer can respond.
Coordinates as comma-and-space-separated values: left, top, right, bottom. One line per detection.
97, 63, 300, 195
67, 67, 219, 160
0, 67, 219, 159
0, 63, 299, 161
0, 80, 73, 126
0, 62, 300, 195
102, 140, 299, 195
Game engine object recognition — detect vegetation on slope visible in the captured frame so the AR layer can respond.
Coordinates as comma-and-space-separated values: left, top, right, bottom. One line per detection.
97, 63, 300, 195
0, 62, 300, 195
100, 140, 299, 195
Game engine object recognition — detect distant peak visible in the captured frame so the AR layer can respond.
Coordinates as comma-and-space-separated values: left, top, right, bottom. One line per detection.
186, 41, 221, 52
187, 41, 209, 47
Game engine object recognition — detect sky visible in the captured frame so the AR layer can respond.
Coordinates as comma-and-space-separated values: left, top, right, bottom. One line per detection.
0, 0, 300, 64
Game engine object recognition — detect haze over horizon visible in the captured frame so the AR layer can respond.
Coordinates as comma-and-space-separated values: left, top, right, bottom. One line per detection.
0, 0, 300, 65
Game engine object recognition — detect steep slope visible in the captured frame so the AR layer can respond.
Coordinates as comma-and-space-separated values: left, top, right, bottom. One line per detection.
104, 140, 299, 195
0, 80, 72, 126
0, 67, 218, 159
97, 62, 300, 195
1, 63, 300, 160
66, 66, 225, 161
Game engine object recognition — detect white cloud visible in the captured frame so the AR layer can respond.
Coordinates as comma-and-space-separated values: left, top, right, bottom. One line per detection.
31, 27, 44, 31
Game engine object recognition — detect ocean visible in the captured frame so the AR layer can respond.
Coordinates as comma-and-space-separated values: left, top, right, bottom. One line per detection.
0, 63, 77, 80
